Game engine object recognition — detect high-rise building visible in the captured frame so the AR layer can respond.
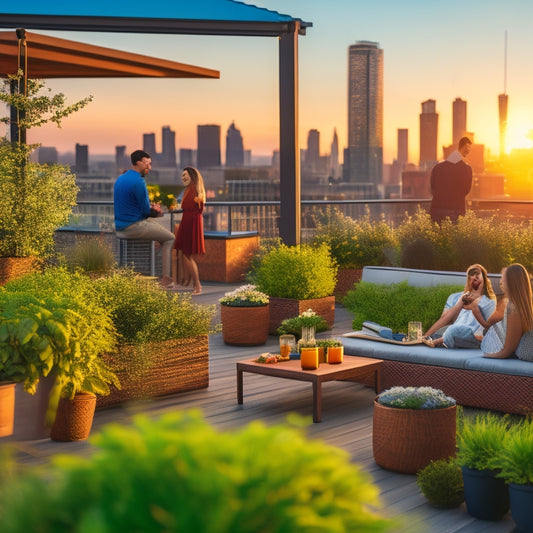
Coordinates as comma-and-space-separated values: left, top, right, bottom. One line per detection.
452, 98, 467, 146
38, 146, 58, 165
225, 121, 244, 167
305, 129, 320, 172
115, 145, 130, 172
330, 128, 339, 178
179, 148, 194, 168
75, 143, 89, 173
161, 126, 177, 167
197, 124, 221, 168
143, 133, 156, 157
392, 128, 408, 189
419, 99, 439, 171
498, 93, 508, 157
347, 40, 383, 194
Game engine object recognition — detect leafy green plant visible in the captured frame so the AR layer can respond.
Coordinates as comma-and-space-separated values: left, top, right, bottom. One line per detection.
219, 284, 269, 307
417, 458, 464, 508
253, 243, 337, 300
65, 236, 116, 275
0, 411, 393, 532
343, 281, 463, 333
277, 309, 329, 337
490, 417, 533, 485
456, 412, 511, 471
377, 386, 456, 410
316, 338, 343, 349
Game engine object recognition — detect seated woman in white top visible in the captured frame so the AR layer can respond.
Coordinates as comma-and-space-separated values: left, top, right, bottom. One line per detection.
475, 263, 533, 361
424, 264, 496, 348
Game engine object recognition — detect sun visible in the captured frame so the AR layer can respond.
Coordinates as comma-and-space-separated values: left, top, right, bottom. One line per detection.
504, 113, 533, 153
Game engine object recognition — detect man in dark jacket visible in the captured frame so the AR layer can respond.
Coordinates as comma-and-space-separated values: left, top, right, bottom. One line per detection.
429, 136, 473, 222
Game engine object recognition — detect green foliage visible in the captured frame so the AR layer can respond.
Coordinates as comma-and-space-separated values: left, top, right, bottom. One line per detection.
312, 208, 397, 269
489, 417, 533, 485
146, 183, 177, 211
65, 236, 117, 275
0, 411, 393, 533
456, 411, 512, 471
277, 309, 329, 337
254, 243, 338, 299
316, 338, 343, 348
92, 270, 216, 343
343, 281, 463, 333
417, 458, 464, 508
0, 141, 78, 257
377, 386, 456, 410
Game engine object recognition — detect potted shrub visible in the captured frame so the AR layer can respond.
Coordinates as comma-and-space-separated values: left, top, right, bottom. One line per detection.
92, 270, 216, 407
416, 458, 464, 509
456, 411, 510, 521
490, 418, 533, 532
0, 76, 91, 283
252, 243, 338, 334
373, 386, 457, 474
219, 284, 270, 346
277, 308, 328, 341
0, 410, 393, 532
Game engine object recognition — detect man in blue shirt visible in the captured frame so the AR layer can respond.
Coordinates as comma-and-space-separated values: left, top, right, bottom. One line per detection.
114, 150, 175, 288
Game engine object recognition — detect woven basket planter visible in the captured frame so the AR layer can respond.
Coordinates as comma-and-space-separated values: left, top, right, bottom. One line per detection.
221, 304, 269, 346
50, 392, 96, 442
97, 335, 209, 409
372, 400, 457, 474
0, 256, 39, 286
334, 268, 363, 301
0, 381, 16, 438
268, 295, 335, 335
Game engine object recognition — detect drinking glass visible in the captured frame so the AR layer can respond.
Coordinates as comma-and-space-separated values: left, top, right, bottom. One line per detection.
408, 321, 422, 341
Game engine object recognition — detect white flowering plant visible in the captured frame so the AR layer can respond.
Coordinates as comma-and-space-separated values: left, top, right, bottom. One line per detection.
377, 386, 456, 410
277, 309, 329, 337
219, 285, 269, 307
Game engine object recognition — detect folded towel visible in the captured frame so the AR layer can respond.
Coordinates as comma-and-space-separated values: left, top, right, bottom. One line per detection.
362, 321, 405, 341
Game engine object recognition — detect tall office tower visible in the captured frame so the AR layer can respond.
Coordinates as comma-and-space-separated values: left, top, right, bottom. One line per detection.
115, 145, 130, 171
419, 99, 439, 171
143, 133, 157, 157
397, 128, 408, 164
75, 143, 89, 173
330, 128, 339, 178
452, 98, 467, 146
197, 124, 221, 168
179, 148, 194, 168
498, 93, 508, 157
161, 126, 177, 167
38, 146, 58, 165
305, 129, 320, 172
225, 121, 244, 167
347, 40, 383, 191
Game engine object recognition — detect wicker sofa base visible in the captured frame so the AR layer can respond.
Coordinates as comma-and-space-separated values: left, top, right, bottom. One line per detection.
97, 335, 209, 409
379, 360, 533, 415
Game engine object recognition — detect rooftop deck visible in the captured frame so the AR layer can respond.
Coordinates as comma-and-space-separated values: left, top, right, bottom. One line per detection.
6, 282, 515, 532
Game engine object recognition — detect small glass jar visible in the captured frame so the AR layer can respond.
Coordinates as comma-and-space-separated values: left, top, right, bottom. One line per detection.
300, 346, 319, 370
327, 345, 344, 364
279, 334, 296, 357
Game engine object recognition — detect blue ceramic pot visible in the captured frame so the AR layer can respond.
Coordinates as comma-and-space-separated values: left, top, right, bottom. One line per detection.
509, 483, 533, 533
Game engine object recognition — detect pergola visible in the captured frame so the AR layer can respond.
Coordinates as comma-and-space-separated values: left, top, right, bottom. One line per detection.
0, 1, 312, 245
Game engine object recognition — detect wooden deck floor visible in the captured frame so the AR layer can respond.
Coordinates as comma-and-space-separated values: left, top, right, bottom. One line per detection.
4, 282, 516, 532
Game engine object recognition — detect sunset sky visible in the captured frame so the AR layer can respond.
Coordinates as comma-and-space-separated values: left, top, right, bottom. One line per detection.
5, 0, 533, 164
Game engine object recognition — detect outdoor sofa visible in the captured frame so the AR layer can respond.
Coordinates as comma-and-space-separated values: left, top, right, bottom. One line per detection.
341, 266, 533, 415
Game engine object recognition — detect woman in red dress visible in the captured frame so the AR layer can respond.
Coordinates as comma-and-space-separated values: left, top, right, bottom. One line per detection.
175, 167, 206, 295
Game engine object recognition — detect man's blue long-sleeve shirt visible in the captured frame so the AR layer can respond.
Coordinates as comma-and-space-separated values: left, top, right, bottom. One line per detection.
113, 170, 152, 231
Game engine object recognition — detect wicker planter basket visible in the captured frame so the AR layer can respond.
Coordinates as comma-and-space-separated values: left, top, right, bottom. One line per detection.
372, 400, 457, 474
0, 256, 39, 285
334, 268, 363, 300
268, 295, 335, 335
0, 381, 16, 438
50, 392, 96, 442
221, 304, 269, 346
97, 335, 209, 409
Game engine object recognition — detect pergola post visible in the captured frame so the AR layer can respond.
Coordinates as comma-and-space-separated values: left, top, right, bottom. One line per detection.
278, 21, 300, 246
9, 28, 27, 144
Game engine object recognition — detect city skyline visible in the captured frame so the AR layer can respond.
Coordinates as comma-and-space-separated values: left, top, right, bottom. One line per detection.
3, 0, 533, 164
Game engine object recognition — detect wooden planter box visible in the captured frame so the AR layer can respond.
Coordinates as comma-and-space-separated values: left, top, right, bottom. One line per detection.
268, 295, 335, 335
97, 335, 209, 409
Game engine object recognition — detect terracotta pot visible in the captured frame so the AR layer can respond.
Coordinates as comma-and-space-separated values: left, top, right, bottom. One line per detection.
372, 400, 457, 474
221, 304, 269, 346
268, 295, 335, 335
50, 392, 96, 442
0, 381, 16, 438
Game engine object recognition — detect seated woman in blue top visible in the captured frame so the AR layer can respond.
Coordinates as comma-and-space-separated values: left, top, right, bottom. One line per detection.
476, 263, 533, 361
424, 264, 496, 348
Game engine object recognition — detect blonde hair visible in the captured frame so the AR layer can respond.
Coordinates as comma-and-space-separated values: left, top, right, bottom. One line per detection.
504, 263, 533, 333
465, 264, 495, 300
184, 167, 206, 203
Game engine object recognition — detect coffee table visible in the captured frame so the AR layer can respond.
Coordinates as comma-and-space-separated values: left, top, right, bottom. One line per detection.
236, 355, 383, 422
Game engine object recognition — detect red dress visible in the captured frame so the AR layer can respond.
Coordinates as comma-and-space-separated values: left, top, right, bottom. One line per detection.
175, 186, 205, 255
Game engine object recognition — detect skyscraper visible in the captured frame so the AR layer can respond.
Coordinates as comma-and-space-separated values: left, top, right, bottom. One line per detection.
197, 124, 221, 168
161, 125, 177, 167
75, 143, 89, 173
347, 40, 383, 193
143, 133, 156, 157
452, 98, 467, 146
330, 128, 339, 178
225, 121, 244, 167
305, 129, 320, 172
115, 145, 129, 172
419, 99, 439, 170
